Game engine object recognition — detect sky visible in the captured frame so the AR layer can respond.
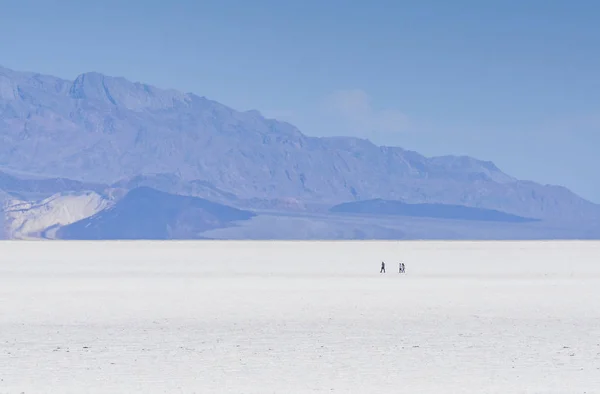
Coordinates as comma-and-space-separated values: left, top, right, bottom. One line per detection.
1, 0, 599, 201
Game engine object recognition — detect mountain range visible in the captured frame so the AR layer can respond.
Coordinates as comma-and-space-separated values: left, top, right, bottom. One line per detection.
1, 65, 599, 239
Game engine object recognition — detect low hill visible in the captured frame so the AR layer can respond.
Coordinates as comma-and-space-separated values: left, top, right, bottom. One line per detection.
56, 187, 255, 240
330, 199, 539, 223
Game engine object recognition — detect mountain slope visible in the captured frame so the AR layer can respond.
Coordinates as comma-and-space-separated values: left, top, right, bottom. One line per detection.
330, 199, 539, 223
56, 187, 256, 240
1, 65, 598, 222
0, 170, 107, 200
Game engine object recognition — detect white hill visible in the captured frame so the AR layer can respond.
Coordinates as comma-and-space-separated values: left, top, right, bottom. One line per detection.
3, 191, 112, 239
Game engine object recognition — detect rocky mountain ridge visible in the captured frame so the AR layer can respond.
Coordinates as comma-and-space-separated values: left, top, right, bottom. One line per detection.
1, 65, 598, 225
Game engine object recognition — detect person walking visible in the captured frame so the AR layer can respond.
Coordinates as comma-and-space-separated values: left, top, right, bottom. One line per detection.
380, 261, 386, 273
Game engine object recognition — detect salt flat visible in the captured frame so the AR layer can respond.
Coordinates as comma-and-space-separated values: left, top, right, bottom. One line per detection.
1, 241, 599, 393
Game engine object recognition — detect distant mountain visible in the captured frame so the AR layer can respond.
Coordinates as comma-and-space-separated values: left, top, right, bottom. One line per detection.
1, 65, 599, 225
56, 187, 255, 240
330, 199, 539, 223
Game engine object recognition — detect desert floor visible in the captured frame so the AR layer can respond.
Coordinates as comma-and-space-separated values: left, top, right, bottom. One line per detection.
1, 240, 599, 393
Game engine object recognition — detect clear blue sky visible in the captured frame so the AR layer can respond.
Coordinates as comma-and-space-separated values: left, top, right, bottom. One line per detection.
1, 0, 599, 201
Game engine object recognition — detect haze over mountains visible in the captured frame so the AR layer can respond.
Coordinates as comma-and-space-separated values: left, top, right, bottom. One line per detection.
1, 65, 599, 239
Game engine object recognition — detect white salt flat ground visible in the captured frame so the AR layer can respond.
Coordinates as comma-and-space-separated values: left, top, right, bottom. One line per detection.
1, 241, 599, 393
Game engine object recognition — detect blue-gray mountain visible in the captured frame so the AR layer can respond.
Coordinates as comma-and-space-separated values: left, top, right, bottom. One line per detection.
57, 187, 255, 240
1, 65, 599, 225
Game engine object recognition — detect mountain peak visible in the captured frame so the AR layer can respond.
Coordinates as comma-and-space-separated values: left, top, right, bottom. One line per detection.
69, 71, 189, 111
69, 71, 114, 103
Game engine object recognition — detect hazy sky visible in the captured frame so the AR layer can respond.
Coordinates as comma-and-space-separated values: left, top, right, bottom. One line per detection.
1, 0, 599, 201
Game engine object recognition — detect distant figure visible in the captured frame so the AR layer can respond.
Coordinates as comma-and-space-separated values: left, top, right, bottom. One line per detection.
380, 261, 386, 273
399, 262, 405, 274
402, 262, 406, 273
